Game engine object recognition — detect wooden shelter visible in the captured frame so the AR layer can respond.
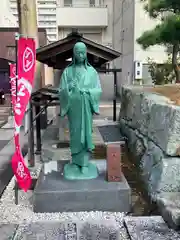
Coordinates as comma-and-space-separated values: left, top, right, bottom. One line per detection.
28, 32, 122, 166
36, 31, 121, 70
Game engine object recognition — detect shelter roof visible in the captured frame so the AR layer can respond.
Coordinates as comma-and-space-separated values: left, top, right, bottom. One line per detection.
36, 32, 121, 69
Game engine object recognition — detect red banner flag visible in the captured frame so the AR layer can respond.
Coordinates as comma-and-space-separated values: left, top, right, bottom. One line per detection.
11, 148, 32, 192
9, 63, 16, 106
9, 63, 19, 147
14, 37, 36, 127
11, 37, 36, 192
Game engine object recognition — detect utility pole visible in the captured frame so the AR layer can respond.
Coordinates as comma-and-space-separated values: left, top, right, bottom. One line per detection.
17, 0, 41, 90
17, 0, 41, 166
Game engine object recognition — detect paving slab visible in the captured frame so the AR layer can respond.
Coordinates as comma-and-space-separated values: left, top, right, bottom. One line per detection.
156, 192, 180, 230
14, 221, 67, 240
1, 116, 14, 129
0, 129, 14, 140
14, 220, 121, 240
42, 124, 104, 145
124, 216, 180, 240
98, 125, 125, 143
33, 160, 131, 213
0, 120, 6, 128
0, 132, 28, 197
0, 140, 10, 152
0, 164, 13, 195
0, 224, 18, 240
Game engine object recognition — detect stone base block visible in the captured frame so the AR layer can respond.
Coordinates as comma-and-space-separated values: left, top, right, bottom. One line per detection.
33, 160, 131, 213
124, 216, 180, 239
156, 192, 180, 230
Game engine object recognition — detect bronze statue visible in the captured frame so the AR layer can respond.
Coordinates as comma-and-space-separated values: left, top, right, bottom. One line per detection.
59, 42, 102, 180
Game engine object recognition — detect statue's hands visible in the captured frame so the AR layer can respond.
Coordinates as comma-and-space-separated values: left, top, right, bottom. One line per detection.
80, 89, 88, 93
69, 81, 76, 91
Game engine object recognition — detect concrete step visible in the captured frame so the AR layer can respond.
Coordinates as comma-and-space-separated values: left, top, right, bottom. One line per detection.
124, 216, 180, 240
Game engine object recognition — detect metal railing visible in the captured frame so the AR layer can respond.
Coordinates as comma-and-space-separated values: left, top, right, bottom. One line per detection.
58, 3, 107, 8
26, 86, 59, 168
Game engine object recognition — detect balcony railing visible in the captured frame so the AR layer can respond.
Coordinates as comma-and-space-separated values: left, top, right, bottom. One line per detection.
58, 3, 107, 8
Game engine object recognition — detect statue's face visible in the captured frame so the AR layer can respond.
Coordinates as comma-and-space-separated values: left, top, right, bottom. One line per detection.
73, 43, 87, 64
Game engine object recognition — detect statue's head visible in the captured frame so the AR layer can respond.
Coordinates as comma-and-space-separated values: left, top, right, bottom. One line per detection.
73, 42, 87, 64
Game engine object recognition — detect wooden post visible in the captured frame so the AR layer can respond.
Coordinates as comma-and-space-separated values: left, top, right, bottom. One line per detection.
17, 0, 41, 166
106, 143, 122, 182
17, 0, 41, 90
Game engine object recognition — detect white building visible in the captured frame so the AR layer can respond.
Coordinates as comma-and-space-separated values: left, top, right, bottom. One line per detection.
7, 0, 115, 88
9, 0, 57, 42
9, 0, 113, 46
113, 0, 167, 88
56, 0, 112, 47
0, 0, 17, 27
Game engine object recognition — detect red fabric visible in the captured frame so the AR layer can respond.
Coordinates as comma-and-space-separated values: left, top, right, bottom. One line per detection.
11, 37, 36, 192
9, 63, 16, 106
11, 148, 31, 192
14, 38, 36, 127
18, 38, 36, 85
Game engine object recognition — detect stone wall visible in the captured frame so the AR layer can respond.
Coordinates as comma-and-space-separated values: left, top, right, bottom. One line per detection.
119, 85, 180, 200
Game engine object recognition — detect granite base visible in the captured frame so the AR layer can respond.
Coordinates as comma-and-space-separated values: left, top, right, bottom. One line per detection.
124, 216, 180, 240
14, 220, 120, 240
33, 160, 131, 213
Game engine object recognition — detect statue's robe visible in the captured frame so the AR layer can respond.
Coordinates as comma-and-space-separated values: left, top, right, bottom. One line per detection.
59, 64, 102, 167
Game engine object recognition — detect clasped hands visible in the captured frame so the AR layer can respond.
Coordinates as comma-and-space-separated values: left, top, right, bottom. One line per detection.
69, 83, 88, 94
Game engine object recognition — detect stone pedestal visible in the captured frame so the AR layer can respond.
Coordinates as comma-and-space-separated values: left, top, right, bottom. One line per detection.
33, 160, 131, 213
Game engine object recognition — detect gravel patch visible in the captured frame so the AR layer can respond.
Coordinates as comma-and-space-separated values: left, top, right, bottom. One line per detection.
0, 178, 127, 240
0, 152, 126, 233
0, 176, 125, 224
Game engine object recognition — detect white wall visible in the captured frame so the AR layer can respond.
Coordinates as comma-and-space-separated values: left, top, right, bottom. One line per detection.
102, 0, 113, 46
99, 73, 114, 101
58, 0, 112, 46
56, 7, 108, 28
113, 0, 168, 91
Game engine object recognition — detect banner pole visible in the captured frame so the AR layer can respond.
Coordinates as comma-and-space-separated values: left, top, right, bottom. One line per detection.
8, 63, 13, 116
15, 33, 19, 100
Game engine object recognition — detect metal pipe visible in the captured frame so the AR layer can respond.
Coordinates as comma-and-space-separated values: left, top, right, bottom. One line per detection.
24, 100, 52, 137
30, 100, 51, 125
113, 71, 117, 121
28, 100, 34, 167
35, 104, 41, 155
15, 33, 19, 100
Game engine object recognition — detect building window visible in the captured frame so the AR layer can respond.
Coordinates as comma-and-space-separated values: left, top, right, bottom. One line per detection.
89, 0, 95, 6
64, 0, 72, 6
99, 0, 104, 6
6, 46, 15, 60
